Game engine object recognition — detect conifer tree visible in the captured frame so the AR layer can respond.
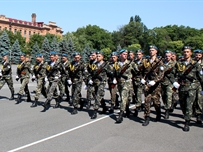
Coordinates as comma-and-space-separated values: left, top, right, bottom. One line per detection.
11, 39, 21, 64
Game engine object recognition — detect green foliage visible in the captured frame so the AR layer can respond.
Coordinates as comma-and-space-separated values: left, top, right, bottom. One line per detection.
101, 48, 112, 61
67, 37, 76, 55
50, 37, 60, 53
82, 44, 91, 62
125, 44, 141, 52
27, 34, 44, 54
42, 37, 50, 62
0, 30, 10, 54
168, 40, 184, 55
59, 39, 71, 60
11, 39, 21, 64
31, 42, 40, 64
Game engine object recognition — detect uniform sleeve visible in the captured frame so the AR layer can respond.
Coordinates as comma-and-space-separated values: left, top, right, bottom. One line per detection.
2, 63, 11, 73
154, 61, 165, 83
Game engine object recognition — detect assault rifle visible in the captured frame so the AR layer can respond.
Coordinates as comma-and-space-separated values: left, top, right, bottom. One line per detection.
91, 61, 109, 81
116, 60, 132, 80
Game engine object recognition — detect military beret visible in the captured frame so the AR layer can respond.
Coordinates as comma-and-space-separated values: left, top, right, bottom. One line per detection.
1, 52, 8, 57
73, 52, 80, 57
144, 55, 150, 59
110, 52, 118, 57
193, 49, 203, 53
182, 46, 192, 51
164, 50, 172, 54
149, 45, 158, 50
36, 53, 43, 58
136, 49, 144, 54
20, 52, 26, 56
171, 51, 176, 55
49, 51, 57, 55
96, 51, 104, 56
119, 49, 128, 54
90, 50, 97, 55
62, 53, 68, 57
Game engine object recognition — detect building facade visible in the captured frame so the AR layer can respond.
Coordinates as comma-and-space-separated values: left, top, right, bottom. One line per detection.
0, 13, 63, 42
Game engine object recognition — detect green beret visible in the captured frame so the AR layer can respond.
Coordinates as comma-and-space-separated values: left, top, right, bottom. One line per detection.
1, 52, 8, 57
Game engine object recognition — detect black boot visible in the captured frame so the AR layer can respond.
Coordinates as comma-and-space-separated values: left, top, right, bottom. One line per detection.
91, 110, 98, 119
26, 93, 32, 102
31, 98, 38, 107
9, 93, 15, 100
155, 107, 161, 122
116, 110, 124, 123
54, 97, 61, 108
100, 99, 107, 114
79, 99, 84, 110
15, 94, 22, 104
164, 109, 169, 119
196, 115, 202, 124
183, 120, 190, 132
134, 109, 138, 117
42, 99, 51, 111
125, 103, 130, 118
142, 116, 150, 126
71, 107, 78, 115
109, 104, 114, 113
115, 95, 119, 109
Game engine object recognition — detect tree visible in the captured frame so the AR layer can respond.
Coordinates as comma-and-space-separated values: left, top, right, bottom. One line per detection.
11, 39, 21, 64
42, 37, 50, 62
0, 31, 11, 60
82, 44, 91, 62
50, 37, 60, 53
116, 44, 122, 52
31, 42, 40, 64
101, 48, 112, 61
125, 44, 141, 52
67, 37, 76, 56
27, 34, 44, 54
59, 39, 70, 60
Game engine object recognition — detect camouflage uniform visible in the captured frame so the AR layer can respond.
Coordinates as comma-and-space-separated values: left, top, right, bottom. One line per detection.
142, 56, 164, 125
0, 60, 15, 100
16, 60, 32, 104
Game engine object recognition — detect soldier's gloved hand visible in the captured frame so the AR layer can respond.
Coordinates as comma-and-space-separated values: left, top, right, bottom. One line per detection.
67, 79, 72, 85
84, 85, 88, 90
141, 78, 146, 84
88, 79, 93, 85
44, 77, 48, 82
173, 82, 180, 89
32, 75, 36, 82
16, 76, 19, 81
113, 78, 117, 84
148, 80, 155, 86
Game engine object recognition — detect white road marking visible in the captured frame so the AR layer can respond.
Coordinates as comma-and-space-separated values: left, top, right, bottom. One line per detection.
8, 105, 135, 152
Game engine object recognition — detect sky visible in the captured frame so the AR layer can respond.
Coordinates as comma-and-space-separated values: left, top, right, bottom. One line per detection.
0, 0, 203, 34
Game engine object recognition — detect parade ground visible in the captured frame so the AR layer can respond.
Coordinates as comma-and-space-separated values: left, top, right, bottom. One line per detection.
0, 65, 202, 152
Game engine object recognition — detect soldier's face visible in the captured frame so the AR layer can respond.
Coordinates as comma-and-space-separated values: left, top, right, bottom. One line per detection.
3, 56, 8, 61
50, 55, 56, 62
91, 53, 97, 60
36, 57, 42, 62
120, 52, 128, 60
195, 53, 202, 60
112, 56, 118, 62
129, 53, 135, 60
20, 56, 26, 61
136, 53, 143, 60
165, 53, 172, 62
149, 49, 157, 56
97, 54, 104, 62
74, 55, 81, 62
89, 55, 93, 60
62, 57, 67, 62
171, 54, 176, 61
183, 49, 192, 59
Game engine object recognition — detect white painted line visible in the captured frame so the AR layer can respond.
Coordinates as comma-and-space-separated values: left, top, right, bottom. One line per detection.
8, 105, 135, 152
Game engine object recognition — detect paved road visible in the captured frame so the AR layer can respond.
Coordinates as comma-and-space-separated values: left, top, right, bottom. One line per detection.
0, 65, 202, 151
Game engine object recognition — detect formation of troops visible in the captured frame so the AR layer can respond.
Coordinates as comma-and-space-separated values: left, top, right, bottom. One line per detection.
0, 45, 203, 132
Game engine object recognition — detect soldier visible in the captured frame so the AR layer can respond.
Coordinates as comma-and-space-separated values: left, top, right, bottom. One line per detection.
16, 53, 32, 104
173, 46, 203, 131
192, 49, 203, 124
133, 49, 144, 117
86, 51, 97, 109
140, 45, 164, 126
107, 52, 119, 113
42, 51, 61, 111
0, 52, 15, 100
88, 51, 109, 119
128, 51, 135, 61
161, 50, 176, 119
115, 49, 139, 123
68, 52, 87, 115
30, 53, 47, 107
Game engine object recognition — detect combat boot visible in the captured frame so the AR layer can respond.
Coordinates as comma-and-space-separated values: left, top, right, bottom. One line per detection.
134, 109, 138, 117
71, 107, 78, 115
86, 100, 91, 110
79, 98, 84, 110
26, 93, 32, 102
142, 116, 150, 126
125, 103, 130, 118
164, 109, 169, 119
109, 104, 114, 114
9, 93, 15, 100
116, 110, 124, 123
42, 99, 51, 111
54, 97, 61, 108
91, 110, 98, 119
100, 99, 107, 114
196, 115, 202, 124
15, 94, 22, 104
155, 107, 161, 121
183, 120, 190, 132
30, 98, 38, 107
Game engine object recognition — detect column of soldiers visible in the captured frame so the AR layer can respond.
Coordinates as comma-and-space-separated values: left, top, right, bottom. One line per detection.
0, 45, 203, 132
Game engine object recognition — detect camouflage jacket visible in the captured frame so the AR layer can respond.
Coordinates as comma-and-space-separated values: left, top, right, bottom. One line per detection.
142, 57, 164, 83
46, 61, 61, 81
60, 60, 70, 78
16, 61, 31, 79
33, 61, 47, 79
107, 61, 119, 83
69, 60, 88, 82
87, 60, 97, 74
161, 60, 176, 86
174, 58, 203, 91
133, 59, 144, 82
1, 61, 12, 79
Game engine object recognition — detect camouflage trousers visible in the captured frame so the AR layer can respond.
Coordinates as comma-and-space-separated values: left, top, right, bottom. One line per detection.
47, 79, 59, 101
179, 89, 197, 121
133, 81, 143, 108
144, 83, 161, 117
0, 77, 14, 95
117, 80, 132, 111
161, 84, 173, 110
58, 78, 64, 97
92, 81, 106, 110
193, 84, 203, 115
60, 77, 70, 98
72, 81, 82, 108
108, 83, 118, 106
86, 85, 94, 101
34, 78, 47, 100
19, 78, 30, 96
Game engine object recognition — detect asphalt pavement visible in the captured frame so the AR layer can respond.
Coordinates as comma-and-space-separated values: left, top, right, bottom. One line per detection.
0, 65, 202, 152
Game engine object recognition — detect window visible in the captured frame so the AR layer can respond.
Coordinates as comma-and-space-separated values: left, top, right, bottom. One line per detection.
14, 29, 17, 34
24, 30, 26, 38
33, 31, 35, 34
19, 30, 22, 34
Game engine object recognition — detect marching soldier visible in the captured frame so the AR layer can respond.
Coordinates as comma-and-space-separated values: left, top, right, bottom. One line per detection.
173, 46, 203, 131
140, 45, 164, 126
115, 49, 139, 123
108, 52, 119, 113
68, 52, 87, 115
30, 53, 47, 107
161, 50, 176, 119
86, 51, 97, 109
16, 53, 32, 104
88, 51, 109, 119
0, 52, 15, 100
192, 49, 203, 124
42, 51, 61, 111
